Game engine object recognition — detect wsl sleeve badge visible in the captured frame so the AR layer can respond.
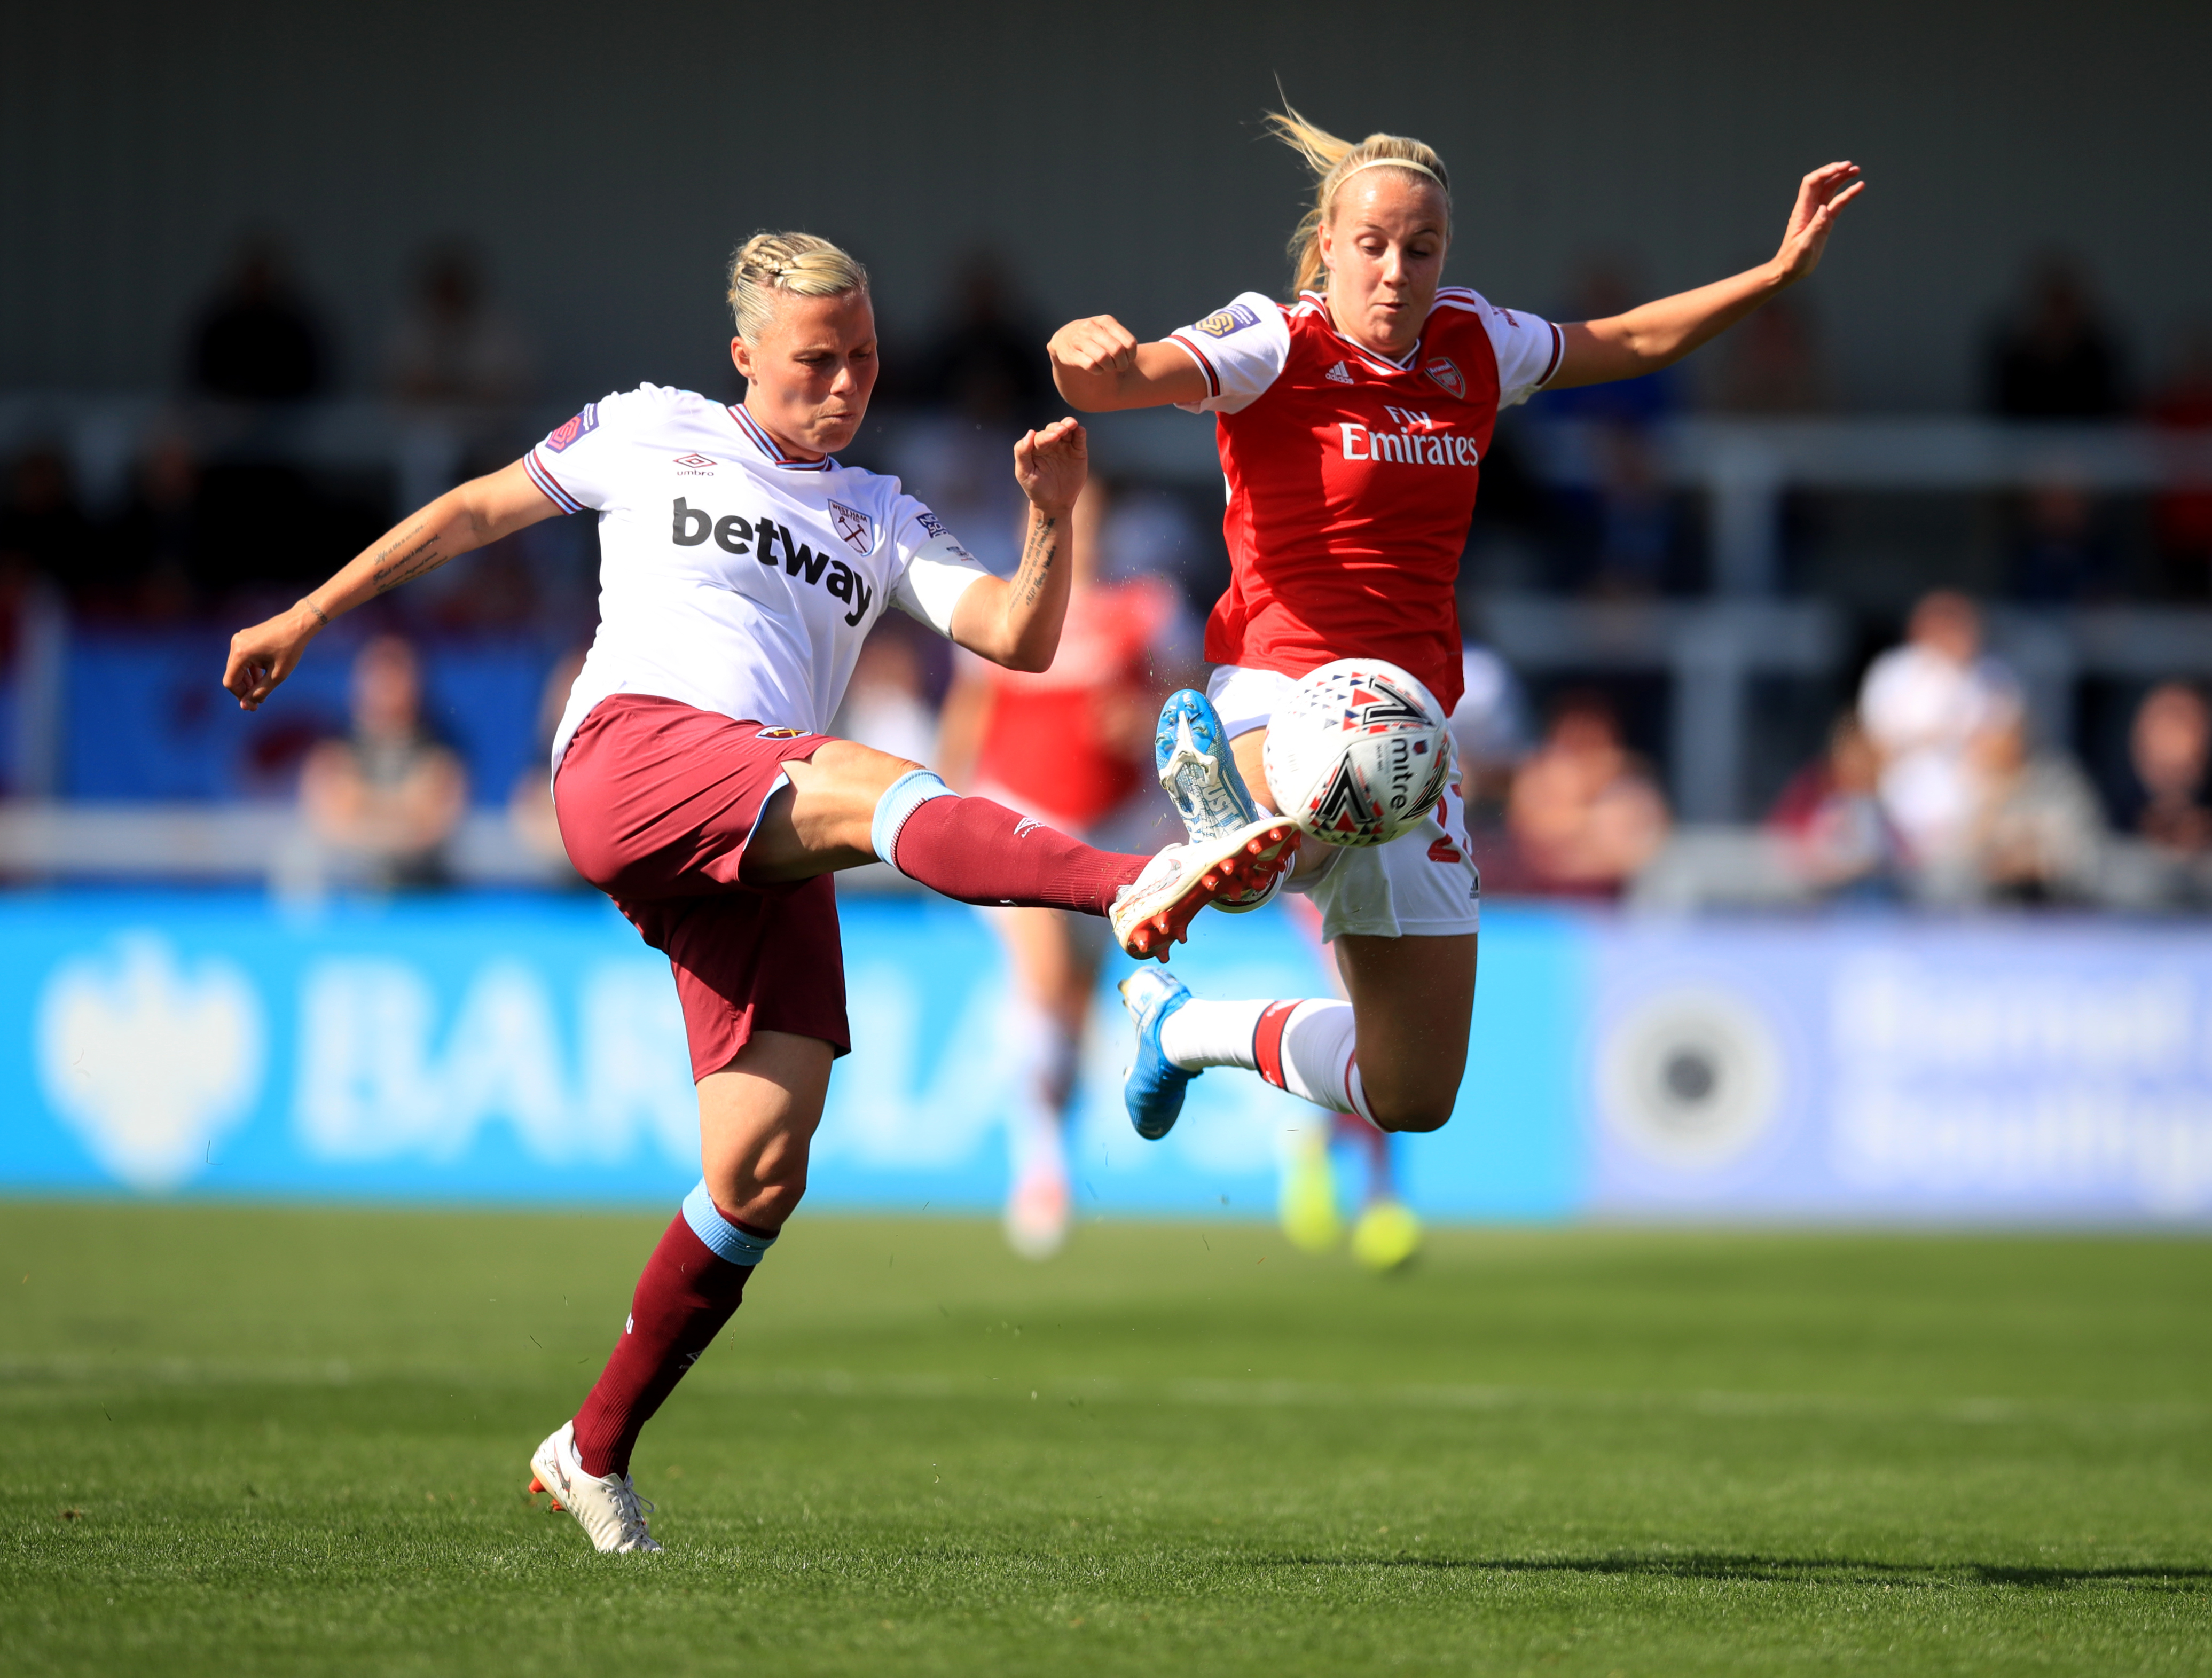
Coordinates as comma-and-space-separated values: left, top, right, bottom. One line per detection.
1195, 302, 1262, 339
543, 404, 601, 453
1263, 659, 1453, 846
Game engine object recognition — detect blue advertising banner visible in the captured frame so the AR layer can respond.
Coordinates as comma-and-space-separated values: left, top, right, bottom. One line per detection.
1586, 919, 2212, 1221
7, 890, 2207, 1222
0, 890, 1581, 1219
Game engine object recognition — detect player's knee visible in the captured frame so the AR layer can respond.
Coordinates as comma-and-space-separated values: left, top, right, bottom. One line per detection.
704, 1169, 806, 1229
749, 1177, 807, 1226
1370, 1099, 1453, 1135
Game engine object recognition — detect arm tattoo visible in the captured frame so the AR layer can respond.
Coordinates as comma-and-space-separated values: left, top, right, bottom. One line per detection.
368, 523, 449, 595
1013, 515, 1057, 609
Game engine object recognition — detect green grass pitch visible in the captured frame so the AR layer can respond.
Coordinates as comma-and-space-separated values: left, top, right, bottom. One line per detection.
3, 1204, 2207, 1675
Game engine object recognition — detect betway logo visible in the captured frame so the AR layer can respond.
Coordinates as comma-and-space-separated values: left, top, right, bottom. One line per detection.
1338, 406, 1478, 467
672, 499, 874, 626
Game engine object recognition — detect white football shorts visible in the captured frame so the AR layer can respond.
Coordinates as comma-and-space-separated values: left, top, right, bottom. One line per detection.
1206, 664, 1481, 942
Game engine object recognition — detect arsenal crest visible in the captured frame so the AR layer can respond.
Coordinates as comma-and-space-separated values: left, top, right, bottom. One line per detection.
828, 499, 873, 555
1423, 357, 1465, 399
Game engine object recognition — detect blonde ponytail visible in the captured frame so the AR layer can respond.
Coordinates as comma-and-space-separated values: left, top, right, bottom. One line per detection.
1265, 105, 1452, 296
726, 231, 869, 343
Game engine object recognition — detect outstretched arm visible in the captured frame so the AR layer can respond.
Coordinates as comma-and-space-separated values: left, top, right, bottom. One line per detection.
221, 459, 559, 710
1046, 316, 1211, 412
946, 417, 1089, 672
1549, 162, 1865, 390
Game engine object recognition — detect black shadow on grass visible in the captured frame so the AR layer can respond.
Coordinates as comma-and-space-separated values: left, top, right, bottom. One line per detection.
1275, 1552, 2212, 1591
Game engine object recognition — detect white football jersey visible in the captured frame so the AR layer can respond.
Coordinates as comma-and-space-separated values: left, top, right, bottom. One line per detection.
526, 384, 990, 768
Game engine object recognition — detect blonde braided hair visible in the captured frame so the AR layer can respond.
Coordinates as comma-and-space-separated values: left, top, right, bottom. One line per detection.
726, 231, 869, 344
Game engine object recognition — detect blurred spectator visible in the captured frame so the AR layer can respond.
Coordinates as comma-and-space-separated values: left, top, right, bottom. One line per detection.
190, 238, 328, 403
0, 447, 93, 587
1987, 257, 2126, 419
1535, 262, 1683, 595
383, 242, 537, 407
831, 615, 941, 764
1502, 690, 1670, 897
1966, 694, 2105, 905
1858, 591, 2019, 866
2128, 681, 2212, 854
2009, 473, 2115, 602
96, 435, 202, 620
912, 251, 1049, 422
1450, 623, 1535, 818
509, 648, 588, 879
884, 254, 1047, 576
1767, 711, 1905, 898
2146, 326, 2212, 598
1709, 296, 1830, 414
299, 637, 467, 889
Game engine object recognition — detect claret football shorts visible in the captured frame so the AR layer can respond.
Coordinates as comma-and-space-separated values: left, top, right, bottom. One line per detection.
1206, 664, 1482, 942
554, 694, 850, 1080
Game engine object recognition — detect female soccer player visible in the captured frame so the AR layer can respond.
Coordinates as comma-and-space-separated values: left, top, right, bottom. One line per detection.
1046, 109, 1862, 1141
222, 232, 1293, 1553
935, 479, 1191, 1256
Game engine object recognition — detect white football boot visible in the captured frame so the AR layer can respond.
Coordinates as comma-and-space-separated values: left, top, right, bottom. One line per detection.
1109, 818, 1299, 960
1156, 689, 1287, 914
528, 1421, 663, 1554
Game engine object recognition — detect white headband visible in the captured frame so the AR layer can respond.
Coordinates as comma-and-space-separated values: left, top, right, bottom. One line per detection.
1333, 156, 1449, 198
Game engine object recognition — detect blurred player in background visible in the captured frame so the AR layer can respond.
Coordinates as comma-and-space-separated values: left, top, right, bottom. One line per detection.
1048, 106, 1862, 1149
222, 232, 1293, 1555
1277, 628, 1537, 1269
936, 479, 1192, 1256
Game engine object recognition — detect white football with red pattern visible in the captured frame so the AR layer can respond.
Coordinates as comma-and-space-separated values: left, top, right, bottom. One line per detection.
1263, 659, 1453, 848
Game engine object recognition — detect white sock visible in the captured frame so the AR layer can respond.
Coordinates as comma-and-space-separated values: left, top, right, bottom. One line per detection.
1005, 1001, 1077, 1177
1160, 994, 1370, 1122
1270, 999, 1371, 1121
1160, 997, 1270, 1069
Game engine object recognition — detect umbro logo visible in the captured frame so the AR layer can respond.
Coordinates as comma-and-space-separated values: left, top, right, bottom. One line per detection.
673, 453, 717, 469
1325, 360, 1354, 385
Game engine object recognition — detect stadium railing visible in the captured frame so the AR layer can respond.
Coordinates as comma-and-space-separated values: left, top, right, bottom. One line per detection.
7, 396, 2212, 832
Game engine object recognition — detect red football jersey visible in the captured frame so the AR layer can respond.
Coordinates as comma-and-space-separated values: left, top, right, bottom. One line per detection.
971, 575, 1181, 828
1170, 288, 1562, 715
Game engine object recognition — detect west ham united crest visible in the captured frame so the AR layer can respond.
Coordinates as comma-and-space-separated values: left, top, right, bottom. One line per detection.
1423, 356, 1465, 399
828, 499, 873, 555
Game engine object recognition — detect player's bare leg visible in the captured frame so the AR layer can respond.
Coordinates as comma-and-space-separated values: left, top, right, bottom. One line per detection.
695, 1030, 832, 1226
1121, 929, 1474, 1140
1332, 933, 1476, 1134
1229, 728, 1335, 889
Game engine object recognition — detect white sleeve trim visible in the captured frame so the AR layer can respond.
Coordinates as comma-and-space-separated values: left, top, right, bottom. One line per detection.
1457, 291, 1564, 410
889, 531, 991, 636
1170, 292, 1291, 415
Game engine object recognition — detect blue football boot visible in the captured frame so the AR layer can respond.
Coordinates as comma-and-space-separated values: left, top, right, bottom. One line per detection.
1118, 966, 1197, 1140
1155, 689, 1285, 913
